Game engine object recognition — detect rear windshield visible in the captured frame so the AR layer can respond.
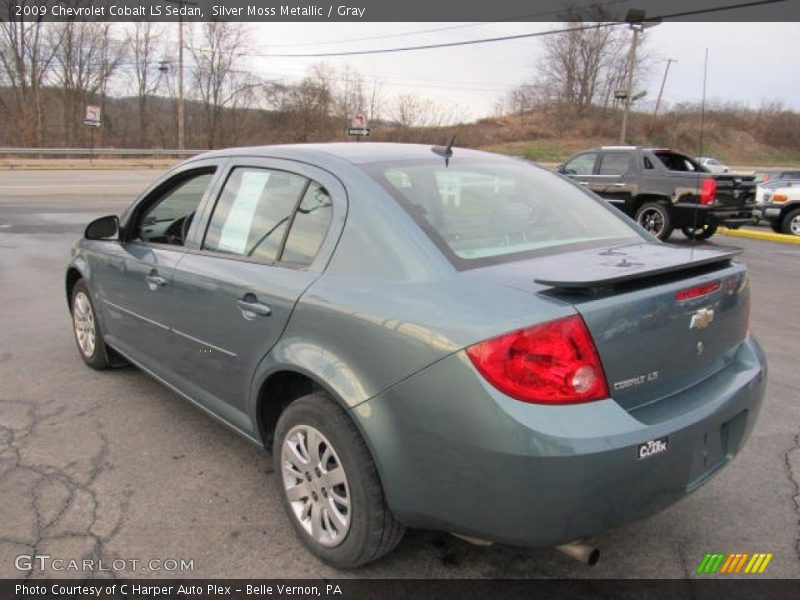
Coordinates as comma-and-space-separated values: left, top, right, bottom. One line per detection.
654, 151, 703, 172
364, 158, 642, 268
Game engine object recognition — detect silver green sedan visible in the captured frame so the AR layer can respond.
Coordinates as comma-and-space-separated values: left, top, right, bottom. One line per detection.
66, 144, 766, 568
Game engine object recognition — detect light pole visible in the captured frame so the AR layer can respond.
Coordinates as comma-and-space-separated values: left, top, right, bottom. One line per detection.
619, 10, 660, 144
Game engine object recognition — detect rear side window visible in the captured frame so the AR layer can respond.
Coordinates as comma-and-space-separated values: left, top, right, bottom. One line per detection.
203, 167, 331, 266
365, 158, 642, 268
598, 153, 631, 175
281, 182, 333, 265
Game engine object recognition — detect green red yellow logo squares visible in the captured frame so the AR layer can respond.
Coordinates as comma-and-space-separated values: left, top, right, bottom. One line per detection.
696, 552, 773, 574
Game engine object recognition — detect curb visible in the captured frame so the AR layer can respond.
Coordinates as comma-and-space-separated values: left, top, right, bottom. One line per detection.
718, 226, 800, 245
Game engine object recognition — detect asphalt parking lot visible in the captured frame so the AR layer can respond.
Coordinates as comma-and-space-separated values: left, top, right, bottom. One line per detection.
0, 169, 798, 579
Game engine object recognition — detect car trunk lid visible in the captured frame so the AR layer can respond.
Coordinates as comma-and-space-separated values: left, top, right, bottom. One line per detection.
469, 242, 750, 412
536, 243, 749, 411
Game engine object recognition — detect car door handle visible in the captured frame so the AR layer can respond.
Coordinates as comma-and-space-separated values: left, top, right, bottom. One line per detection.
145, 272, 167, 290
578, 181, 590, 186
611, 182, 627, 188
237, 295, 272, 318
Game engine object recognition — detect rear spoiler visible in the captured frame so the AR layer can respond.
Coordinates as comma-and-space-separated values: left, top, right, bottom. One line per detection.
534, 243, 741, 290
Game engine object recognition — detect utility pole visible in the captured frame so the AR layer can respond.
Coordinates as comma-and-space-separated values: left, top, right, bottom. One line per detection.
619, 26, 639, 144
164, 0, 197, 149
652, 58, 677, 120
619, 10, 660, 144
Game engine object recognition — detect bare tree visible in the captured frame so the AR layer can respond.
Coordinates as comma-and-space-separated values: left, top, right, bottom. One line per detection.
521, 6, 650, 115
392, 93, 459, 131
365, 77, 385, 123
50, 21, 124, 146
495, 83, 540, 118
128, 22, 162, 146
189, 22, 258, 148
0, 6, 59, 146
335, 64, 366, 128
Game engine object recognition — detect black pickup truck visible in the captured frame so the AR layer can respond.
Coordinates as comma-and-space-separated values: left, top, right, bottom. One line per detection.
558, 146, 756, 240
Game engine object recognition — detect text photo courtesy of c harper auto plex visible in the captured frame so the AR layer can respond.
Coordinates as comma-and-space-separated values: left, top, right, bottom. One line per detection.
1, 0, 799, 599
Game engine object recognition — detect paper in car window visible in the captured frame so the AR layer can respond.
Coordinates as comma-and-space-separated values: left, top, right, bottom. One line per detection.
218, 171, 270, 254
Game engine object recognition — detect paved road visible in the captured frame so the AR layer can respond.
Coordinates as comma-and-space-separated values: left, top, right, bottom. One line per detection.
0, 170, 798, 579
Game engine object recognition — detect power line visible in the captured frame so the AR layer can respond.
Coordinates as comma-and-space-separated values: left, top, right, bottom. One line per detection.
237, 0, 787, 58
258, 0, 630, 49
219, 22, 615, 59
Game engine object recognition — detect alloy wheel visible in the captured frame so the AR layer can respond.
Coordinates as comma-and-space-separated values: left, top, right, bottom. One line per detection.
638, 207, 664, 235
281, 424, 351, 547
73, 291, 96, 358
790, 214, 800, 236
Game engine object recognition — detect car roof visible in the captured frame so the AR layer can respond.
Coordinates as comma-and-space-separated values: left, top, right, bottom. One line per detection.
194, 142, 495, 166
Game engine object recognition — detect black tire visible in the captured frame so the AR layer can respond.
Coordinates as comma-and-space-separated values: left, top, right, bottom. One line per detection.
681, 222, 718, 240
635, 202, 673, 240
274, 392, 404, 568
770, 220, 783, 233
70, 279, 111, 370
781, 208, 800, 236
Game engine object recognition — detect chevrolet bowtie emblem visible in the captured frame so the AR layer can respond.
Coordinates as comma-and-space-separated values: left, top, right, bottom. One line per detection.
690, 307, 715, 330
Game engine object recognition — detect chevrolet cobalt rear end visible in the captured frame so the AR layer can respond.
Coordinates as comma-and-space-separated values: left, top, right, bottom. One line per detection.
66, 144, 766, 568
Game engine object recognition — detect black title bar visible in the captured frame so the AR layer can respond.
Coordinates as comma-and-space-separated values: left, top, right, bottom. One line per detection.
1, 0, 798, 22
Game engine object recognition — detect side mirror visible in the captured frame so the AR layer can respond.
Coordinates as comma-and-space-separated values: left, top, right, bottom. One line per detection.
85, 215, 120, 240
557, 164, 566, 174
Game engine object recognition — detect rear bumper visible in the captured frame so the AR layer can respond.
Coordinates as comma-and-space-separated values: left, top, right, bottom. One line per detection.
353, 335, 767, 546
673, 203, 755, 228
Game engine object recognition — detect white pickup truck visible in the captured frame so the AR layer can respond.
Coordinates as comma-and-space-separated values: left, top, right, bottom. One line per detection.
754, 182, 800, 236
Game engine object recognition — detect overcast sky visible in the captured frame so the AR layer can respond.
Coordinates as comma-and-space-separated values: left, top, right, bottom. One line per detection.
236, 21, 799, 121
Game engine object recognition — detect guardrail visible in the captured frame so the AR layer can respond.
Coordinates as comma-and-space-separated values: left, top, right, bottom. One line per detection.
0, 147, 204, 156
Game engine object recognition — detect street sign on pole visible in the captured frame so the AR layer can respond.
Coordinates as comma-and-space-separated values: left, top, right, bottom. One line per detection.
83, 105, 102, 128
348, 112, 370, 138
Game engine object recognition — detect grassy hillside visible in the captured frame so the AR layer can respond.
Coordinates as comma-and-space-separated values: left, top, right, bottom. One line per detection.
425, 106, 800, 167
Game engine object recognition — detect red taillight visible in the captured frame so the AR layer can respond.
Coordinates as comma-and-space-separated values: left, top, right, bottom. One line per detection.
699, 178, 717, 205
466, 315, 609, 405
674, 281, 720, 301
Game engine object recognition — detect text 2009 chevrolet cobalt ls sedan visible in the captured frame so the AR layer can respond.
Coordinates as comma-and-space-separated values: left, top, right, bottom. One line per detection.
67, 143, 766, 568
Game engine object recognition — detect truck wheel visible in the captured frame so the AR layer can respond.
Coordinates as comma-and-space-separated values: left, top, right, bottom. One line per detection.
635, 203, 673, 240
681, 223, 718, 240
781, 208, 800, 236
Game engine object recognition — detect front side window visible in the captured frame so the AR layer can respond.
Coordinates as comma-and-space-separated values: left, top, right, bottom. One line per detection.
203, 167, 332, 266
136, 171, 214, 246
366, 158, 642, 268
598, 153, 631, 176
563, 153, 597, 176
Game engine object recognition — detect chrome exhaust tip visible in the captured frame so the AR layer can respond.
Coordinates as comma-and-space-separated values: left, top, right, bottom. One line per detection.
451, 533, 494, 546
555, 541, 600, 566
